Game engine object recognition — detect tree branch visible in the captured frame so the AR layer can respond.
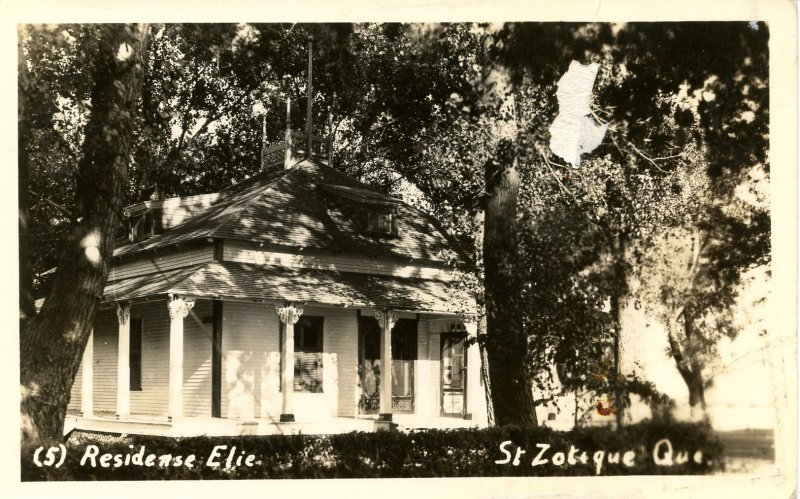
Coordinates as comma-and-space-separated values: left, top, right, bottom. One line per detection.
175, 71, 200, 150
29, 189, 72, 217
665, 317, 693, 383
536, 144, 602, 231
186, 89, 252, 146
608, 131, 683, 174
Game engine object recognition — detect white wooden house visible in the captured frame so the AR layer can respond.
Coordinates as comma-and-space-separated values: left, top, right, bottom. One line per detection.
65, 134, 488, 435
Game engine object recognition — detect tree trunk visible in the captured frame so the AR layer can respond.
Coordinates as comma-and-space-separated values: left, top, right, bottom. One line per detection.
471, 210, 495, 426
665, 316, 708, 420
685, 322, 707, 420
474, 311, 495, 426
604, 227, 629, 430
483, 138, 537, 428
18, 30, 35, 324
19, 24, 149, 452
479, 342, 495, 426
687, 360, 706, 410
610, 289, 624, 429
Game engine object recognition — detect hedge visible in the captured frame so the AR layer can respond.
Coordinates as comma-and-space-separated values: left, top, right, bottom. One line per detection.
22, 421, 723, 481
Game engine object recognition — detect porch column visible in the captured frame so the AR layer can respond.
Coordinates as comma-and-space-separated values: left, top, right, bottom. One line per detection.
168, 295, 194, 420
375, 309, 399, 421
464, 317, 481, 420
81, 328, 94, 417
116, 302, 130, 418
276, 304, 303, 422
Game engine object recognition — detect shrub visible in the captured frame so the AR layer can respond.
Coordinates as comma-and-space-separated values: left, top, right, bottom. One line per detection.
21, 421, 723, 481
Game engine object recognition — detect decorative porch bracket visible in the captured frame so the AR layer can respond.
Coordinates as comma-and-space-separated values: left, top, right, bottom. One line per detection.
276, 303, 304, 422
116, 302, 131, 419
374, 308, 399, 422
168, 295, 195, 420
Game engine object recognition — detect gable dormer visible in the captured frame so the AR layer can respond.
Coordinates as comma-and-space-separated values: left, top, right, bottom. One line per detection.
123, 205, 161, 243
121, 192, 221, 243
320, 183, 401, 237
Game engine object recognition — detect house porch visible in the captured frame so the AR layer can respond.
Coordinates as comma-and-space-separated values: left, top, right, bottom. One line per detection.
68, 298, 486, 434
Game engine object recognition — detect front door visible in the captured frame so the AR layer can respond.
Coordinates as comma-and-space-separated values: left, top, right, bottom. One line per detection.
441, 333, 467, 416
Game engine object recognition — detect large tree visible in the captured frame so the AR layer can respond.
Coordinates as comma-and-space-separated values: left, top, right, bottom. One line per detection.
20, 23, 149, 449
638, 164, 770, 417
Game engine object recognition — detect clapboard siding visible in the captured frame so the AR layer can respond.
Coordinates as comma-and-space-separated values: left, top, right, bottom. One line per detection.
221, 302, 279, 419
84, 300, 213, 418
183, 300, 213, 417
319, 307, 359, 418
93, 308, 118, 413
223, 242, 453, 280
67, 357, 83, 412
129, 301, 170, 416
111, 246, 215, 281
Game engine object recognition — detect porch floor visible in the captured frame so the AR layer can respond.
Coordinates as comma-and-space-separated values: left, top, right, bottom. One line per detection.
65, 412, 480, 437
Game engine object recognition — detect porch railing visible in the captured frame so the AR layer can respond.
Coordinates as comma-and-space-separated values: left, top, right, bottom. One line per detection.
262, 129, 333, 169
360, 396, 414, 414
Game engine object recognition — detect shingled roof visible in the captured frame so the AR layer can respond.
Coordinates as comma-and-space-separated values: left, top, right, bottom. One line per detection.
115, 159, 466, 267
103, 261, 475, 314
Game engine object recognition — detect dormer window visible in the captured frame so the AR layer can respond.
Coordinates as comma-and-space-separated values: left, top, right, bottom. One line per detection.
320, 183, 402, 238
126, 208, 163, 243
128, 214, 144, 242
365, 209, 397, 236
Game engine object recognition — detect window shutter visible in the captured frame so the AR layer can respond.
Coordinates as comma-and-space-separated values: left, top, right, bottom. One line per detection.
130, 318, 143, 391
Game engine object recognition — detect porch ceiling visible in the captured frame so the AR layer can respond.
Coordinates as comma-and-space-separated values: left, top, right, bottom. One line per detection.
103, 261, 475, 314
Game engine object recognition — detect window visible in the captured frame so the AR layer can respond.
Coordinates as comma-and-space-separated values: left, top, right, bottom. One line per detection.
142, 212, 153, 237
291, 316, 324, 393
319, 183, 401, 237
130, 318, 143, 391
391, 319, 417, 361
150, 208, 163, 235
128, 215, 143, 242
127, 209, 163, 242
365, 210, 396, 236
